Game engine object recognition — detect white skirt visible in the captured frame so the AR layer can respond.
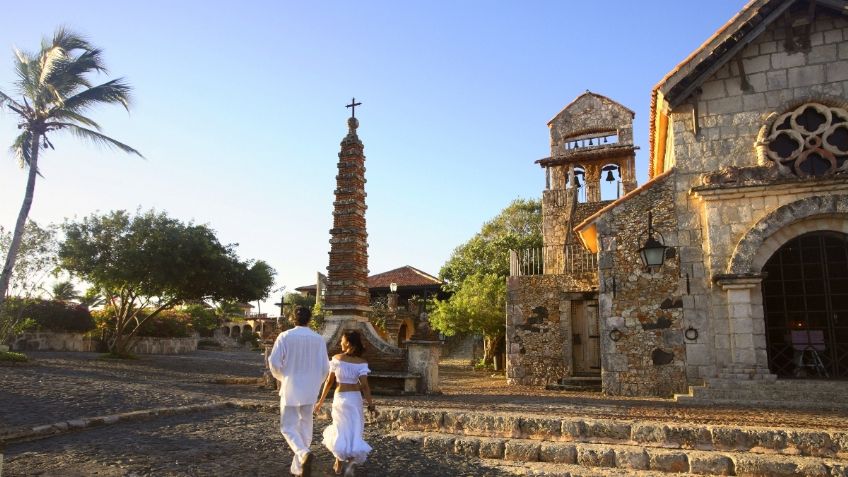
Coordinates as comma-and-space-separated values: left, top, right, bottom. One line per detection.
322, 391, 372, 464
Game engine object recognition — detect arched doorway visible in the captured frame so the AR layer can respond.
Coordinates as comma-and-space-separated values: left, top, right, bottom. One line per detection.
762, 231, 848, 378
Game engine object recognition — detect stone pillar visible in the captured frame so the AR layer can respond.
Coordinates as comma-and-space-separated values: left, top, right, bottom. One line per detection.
406, 340, 442, 394
387, 293, 398, 312
584, 164, 601, 203
716, 276, 775, 380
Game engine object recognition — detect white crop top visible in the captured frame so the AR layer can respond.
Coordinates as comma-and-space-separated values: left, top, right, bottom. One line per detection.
329, 357, 371, 384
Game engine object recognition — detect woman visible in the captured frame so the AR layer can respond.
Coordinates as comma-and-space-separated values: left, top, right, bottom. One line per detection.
315, 330, 376, 475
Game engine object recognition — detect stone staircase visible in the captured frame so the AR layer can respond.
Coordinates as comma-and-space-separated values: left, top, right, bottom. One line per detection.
374, 408, 848, 476
546, 376, 603, 392
674, 378, 848, 410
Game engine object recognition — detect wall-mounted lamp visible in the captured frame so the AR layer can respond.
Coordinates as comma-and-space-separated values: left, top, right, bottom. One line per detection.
638, 212, 692, 295
639, 212, 668, 270
609, 329, 623, 342
684, 327, 699, 341
389, 282, 397, 293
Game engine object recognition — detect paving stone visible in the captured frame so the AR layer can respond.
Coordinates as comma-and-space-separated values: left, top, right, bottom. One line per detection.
520, 416, 561, 440
478, 438, 506, 459
576, 446, 615, 468
614, 447, 649, 470
539, 442, 577, 464
504, 440, 540, 462
454, 436, 481, 457
648, 450, 689, 473
688, 452, 735, 475
423, 433, 455, 453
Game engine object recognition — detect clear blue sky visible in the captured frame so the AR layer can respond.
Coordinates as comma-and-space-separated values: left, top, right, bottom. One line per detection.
0, 1, 747, 313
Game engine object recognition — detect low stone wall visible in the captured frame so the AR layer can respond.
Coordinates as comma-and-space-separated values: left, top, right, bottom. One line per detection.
10, 332, 198, 355
11, 332, 100, 352
129, 337, 198, 355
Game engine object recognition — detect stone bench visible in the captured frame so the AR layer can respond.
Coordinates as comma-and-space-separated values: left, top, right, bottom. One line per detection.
369, 371, 421, 395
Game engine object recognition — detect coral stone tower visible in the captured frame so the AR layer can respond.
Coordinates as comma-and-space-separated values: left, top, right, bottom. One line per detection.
324, 105, 370, 320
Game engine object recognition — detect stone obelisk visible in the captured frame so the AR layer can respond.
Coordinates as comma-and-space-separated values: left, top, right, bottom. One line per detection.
323, 98, 371, 323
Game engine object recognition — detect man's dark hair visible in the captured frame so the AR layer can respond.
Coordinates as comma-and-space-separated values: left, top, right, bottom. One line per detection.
294, 306, 311, 326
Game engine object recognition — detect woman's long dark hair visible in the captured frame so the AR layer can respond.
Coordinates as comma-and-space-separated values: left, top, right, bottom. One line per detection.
343, 330, 365, 357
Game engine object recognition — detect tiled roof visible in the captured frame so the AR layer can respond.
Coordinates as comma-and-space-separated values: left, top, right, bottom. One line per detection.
368, 266, 442, 288
294, 265, 442, 292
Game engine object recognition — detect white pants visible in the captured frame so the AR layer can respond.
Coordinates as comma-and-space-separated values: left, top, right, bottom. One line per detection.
280, 403, 314, 475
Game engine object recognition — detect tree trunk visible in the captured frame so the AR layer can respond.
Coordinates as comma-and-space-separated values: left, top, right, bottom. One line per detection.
0, 132, 41, 309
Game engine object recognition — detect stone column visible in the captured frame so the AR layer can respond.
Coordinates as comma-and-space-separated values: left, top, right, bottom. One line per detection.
584, 164, 601, 203
406, 340, 442, 394
716, 275, 775, 380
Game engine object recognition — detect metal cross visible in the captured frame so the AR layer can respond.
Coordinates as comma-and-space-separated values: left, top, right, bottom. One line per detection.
345, 97, 362, 118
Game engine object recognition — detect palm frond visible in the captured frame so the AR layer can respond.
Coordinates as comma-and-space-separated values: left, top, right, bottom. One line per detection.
38, 44, 67, 87
50, 109, 101, 130
54, 123, 142, 157
0, 89, 26, 115
49, 27, 93, 54
58, 78, 131, 114
48, 49, 104, 95
11, 130, 32, 168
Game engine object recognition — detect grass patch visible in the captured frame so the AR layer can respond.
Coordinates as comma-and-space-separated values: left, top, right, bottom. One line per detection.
0, 350, 28, 362
98, 351, 138, 360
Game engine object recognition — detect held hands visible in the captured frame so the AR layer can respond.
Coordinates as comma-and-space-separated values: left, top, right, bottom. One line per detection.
313, 402, 323, 416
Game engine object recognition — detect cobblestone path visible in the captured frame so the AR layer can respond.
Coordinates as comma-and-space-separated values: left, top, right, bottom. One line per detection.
2, 350, 847, 476
3, 408, 513, 476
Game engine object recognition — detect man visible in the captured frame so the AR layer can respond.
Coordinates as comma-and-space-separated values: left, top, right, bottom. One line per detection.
268, 306, 330, 477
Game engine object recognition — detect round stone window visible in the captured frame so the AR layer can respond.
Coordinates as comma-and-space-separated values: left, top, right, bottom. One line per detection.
764, 102, 848, 177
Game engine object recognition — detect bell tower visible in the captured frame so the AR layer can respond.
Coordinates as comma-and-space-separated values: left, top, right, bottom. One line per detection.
536, 91, 637, 274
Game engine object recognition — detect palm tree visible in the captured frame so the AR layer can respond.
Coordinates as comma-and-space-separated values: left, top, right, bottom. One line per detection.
0, 28, 141, 309
50, 280, 79, 302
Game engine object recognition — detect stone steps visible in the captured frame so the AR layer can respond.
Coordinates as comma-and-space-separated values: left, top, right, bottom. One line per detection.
394, 431, 848, 476
675, 379, 848, 410
547, 376, 603, 392
377, 408, 848, 458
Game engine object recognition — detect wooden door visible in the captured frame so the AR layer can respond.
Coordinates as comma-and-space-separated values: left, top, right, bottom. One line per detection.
572, 301, 601, 375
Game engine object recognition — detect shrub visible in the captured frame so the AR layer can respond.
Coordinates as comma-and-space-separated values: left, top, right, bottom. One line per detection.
136, 310, 193, 338
238, 329, 259, 347
0, 350, 28, 362
1, 298, 95, 333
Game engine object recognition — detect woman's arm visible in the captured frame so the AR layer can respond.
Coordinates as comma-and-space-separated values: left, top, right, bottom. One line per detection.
358, 375, 376, 414
315, 371, 336, 413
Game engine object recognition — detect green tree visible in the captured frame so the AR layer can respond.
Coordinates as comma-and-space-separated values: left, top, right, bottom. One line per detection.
0, 28, 141, 311
439, 198, 542, 289
0, 222, 58, 345
432, 198, 541, 366
58, 210, 276, 355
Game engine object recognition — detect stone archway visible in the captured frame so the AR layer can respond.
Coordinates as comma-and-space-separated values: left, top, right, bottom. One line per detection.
721, 196, 848, 378
728, 195, 848, 275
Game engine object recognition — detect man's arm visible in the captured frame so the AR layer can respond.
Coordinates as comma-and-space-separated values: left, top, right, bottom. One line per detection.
268, 334, 286, 382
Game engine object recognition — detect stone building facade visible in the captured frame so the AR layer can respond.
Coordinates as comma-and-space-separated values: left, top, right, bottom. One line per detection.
510, 0, 848, 399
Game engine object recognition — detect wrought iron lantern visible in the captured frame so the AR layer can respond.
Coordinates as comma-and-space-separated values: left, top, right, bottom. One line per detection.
638, 212, 668, 269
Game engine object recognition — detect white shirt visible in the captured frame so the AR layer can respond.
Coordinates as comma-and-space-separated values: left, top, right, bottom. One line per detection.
268, 326, 330, 405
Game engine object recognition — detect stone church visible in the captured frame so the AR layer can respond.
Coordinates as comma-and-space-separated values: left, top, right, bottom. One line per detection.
507, 0, 848, 401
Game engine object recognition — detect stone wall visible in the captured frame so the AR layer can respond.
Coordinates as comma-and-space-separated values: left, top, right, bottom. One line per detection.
11, 332, 101, 352
506, 274, 596, 386
594, 173, 688, 397
10, 332, 198, 355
